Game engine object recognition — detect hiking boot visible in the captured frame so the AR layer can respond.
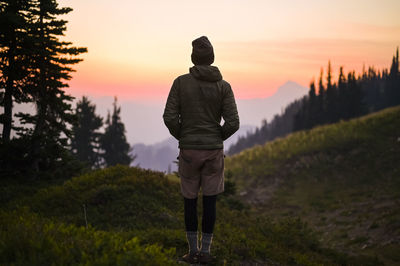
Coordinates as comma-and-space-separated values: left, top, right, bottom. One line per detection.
198, 252, 215, 264
181, 252, 199, 264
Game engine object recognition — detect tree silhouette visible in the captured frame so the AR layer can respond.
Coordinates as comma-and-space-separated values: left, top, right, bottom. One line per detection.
387, 47, 400, 107
100, 97, 134, 167
0, 0, 33, 141
307, 81, 317, 128
325, 61, 337, 123
317, 68, 326, 125
0, 0, 86, 174
21, 0, 87, 171
71, 96, 103, 168
337, 66, 348, 119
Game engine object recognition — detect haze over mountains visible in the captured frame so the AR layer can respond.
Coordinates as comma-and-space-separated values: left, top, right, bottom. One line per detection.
132, 124, 255, 172
236, 81, 308, 126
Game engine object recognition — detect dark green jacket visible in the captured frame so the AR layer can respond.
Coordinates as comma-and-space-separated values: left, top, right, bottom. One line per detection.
163, 65, 239, 149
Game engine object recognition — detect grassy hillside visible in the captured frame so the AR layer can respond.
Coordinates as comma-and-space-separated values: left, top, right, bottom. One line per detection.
0, 165, 379, 265
225, 106, 400, 265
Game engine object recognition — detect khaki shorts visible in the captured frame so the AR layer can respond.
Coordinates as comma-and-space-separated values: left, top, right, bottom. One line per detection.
178, 149, 224, 199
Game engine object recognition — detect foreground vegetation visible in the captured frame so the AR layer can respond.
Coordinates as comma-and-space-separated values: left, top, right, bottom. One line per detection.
226, 106, 400, 265
0, 164, 380, 265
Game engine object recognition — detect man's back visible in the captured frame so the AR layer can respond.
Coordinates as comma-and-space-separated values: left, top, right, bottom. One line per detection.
163, 65, 239, 149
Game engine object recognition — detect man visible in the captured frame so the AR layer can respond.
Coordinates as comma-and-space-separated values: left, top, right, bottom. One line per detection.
163, 36, 239, 264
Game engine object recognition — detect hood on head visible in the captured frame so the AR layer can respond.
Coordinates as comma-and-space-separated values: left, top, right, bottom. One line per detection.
189, 65, 222, 82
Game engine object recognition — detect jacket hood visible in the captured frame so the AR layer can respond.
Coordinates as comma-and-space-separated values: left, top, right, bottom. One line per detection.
189, 65, 222, 82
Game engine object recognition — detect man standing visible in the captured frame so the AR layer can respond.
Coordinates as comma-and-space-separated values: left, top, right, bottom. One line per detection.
163, 36, 239, 264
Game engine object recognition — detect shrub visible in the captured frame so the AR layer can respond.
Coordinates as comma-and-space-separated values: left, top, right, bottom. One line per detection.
0, 208, 177, 266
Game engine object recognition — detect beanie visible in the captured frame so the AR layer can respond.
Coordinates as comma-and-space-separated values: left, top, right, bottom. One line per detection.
191, 36, 214, 65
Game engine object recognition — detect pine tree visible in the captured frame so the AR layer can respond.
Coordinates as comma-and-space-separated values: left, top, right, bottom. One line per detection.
317, 68, 325, 124
337, 66, 348, 119
325, 61, 337, 123
100, 97, 134, 167
293, 97, 307, 131
71, 96, 103, 168
347, 71, 364, 118
387, 47, 400, 107
307, 80, 317, 128
19, 0, 87, 171
0, 0, 33, 142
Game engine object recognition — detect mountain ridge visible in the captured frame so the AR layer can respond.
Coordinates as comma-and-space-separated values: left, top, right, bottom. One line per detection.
236, 81, 308, 126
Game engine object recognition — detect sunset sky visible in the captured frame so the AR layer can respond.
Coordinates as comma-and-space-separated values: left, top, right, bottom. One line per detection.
59, 0, 400, 101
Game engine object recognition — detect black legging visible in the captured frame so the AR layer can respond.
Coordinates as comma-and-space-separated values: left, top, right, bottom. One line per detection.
184, 195, 217, 234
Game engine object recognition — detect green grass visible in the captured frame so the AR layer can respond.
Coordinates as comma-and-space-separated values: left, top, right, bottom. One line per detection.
1, 165, 372, 265
225, 106, 400, 265
0, 208, 176, 266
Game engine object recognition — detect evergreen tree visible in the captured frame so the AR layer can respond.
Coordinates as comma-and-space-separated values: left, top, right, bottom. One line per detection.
337, 66, 348, 119
19, 0, 87, 171
317, 68, 325, 124
387, 47, 400, 107
325, 61, 337, 123
0, 0, 86, 176
0, 0, 33, 141
306, 80, 317, 128
71, 96, 103, 168
293, 98, 306, 130
100, 97, 134, 167
347, 71, 365, 118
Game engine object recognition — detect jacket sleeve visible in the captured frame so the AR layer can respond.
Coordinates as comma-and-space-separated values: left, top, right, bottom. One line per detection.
221, 83, 239, 140
163, 79, 181, 140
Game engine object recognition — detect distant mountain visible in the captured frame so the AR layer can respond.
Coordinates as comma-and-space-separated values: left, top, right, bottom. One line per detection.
132, 124, 256, 172
132, 138, 178, 173
236, 81, 308, 126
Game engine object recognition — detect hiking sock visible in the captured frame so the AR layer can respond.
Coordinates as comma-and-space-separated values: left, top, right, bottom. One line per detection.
200, 232, 213, 254
186, 231, 199, 254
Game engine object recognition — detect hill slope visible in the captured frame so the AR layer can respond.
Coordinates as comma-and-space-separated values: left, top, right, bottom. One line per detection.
225, 106, 400, 265
1, 165, 380, 265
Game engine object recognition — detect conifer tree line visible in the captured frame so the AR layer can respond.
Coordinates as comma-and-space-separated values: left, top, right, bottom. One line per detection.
0, 0, 133, 178
294, 49, 399, 131
228, 48, 400, 155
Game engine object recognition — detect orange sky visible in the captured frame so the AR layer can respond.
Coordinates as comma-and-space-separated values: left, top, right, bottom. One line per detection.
59, 0, 400, 100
